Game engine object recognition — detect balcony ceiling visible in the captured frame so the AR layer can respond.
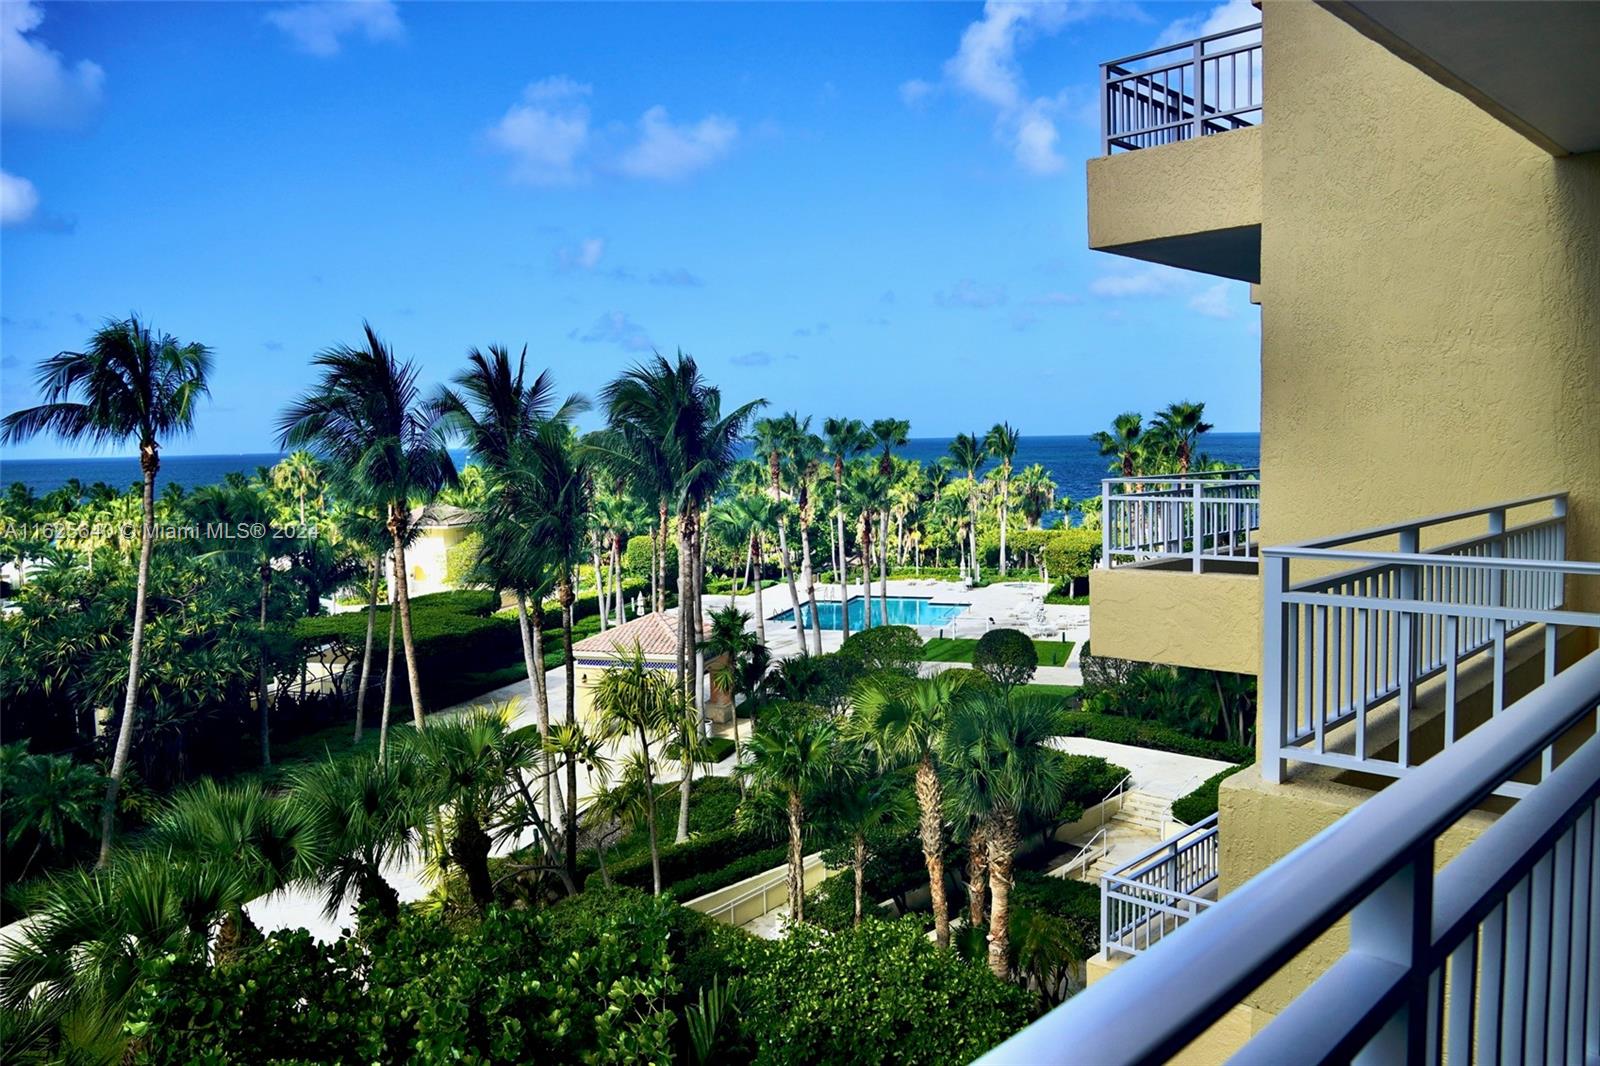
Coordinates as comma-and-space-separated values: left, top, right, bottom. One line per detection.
1320, 1, 1600, 156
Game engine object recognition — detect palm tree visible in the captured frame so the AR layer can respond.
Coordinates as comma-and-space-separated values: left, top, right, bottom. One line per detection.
1014, 463, 1058, 529
847, 672, 971, 948
270, 449, 324, 527
278, 323, 456, 734
942, 690, 1071, 978
1092, 411, 1145, 477
790, 422, 827, 656
1, 748, 103, 882
593, 649, 675, 894
702, 604, 768, 790
708, 494, 776, 643
948, 433, 985, 583
1, 315, 212, 866
869, 418, 910, 618
985, 422, 1020, 575
821, 417, 871, 638
1152, 401, 1214, 473
287, 751, 421, 921
741, 705, 837, 922
752, 415, 806, 643
843, 462, 887, 626
435, 345, 585, 822
816, 743, 916, 927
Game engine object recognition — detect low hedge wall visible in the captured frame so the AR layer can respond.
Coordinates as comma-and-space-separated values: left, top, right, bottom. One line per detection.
1171, 763, 1251, 825
664, 844, 790, 901
1056, 710, 1254, 764
587, 823, 777, 896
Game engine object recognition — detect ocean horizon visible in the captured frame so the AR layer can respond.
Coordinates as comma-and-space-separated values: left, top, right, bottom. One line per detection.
1, 433, 1261, 517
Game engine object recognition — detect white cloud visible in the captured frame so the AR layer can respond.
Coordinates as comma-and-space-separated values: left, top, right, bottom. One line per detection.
558, 237, 606, 272
488, 77, 593, 185
936, 279, 1007, 309
265, 0, 404, 57
731, 350, 774, 367
899, 79, 934, 107
1089, 265, 1187, 297
649, 267, 703, 287
0, 171, 40, 227
1027, 290, 1081, 306
1188, 281, 1237, 319
578, 311, 653, 352
1157, 0, 1260, 48
617, 106, 737, 181
1, 2, 104, 128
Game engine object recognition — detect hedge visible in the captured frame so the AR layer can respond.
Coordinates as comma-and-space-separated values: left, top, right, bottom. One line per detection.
1171, 763, 1252, 825
662, 844, 790, 902
587, 823, 776, 895
1056, 710, 1254, 764
1007, 528, 1099, 579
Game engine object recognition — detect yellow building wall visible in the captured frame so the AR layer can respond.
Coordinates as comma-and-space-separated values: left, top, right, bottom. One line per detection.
1089, 564, 1261, 674
1257, 0, 1600, 607
1086, 125, 1262, 254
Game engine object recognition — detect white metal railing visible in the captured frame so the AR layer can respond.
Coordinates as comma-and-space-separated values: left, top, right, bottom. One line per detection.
702, 876, 788, 924
1101, 814, 1219, 958
977, 650, 1600, 1065
1101, 24, 1263, 155
1263, 493, 1600, 788
1101, 469, 1261, 572
1056, 827, 1110, 883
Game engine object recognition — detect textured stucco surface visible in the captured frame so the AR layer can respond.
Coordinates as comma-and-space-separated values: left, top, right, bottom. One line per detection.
1089, 564, 1261, 673
1087, 125, 1263, 273
1259, 0, 1600, 610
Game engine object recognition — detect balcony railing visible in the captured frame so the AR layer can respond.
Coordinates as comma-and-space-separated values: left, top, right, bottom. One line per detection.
977, 649, 1600, 1065
1101, 814, 1218, 958
1101, 469, 1260, 572
1101, 23, 1263, 155
1262, 493, 1600, 788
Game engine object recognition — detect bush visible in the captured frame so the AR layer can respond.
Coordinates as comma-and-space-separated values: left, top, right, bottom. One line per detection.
1078, 640, 1138, 691
838, 625, 923, 678
1057, 754, 1129, 816
1010, 870, 1100, 953
589, 822, 775, 895
1171, 763, 1251, 825
1056, 710, 1253, 763
973, 628, 1038, 690
664, 845, 789, 902
726, 918, 1033, 1064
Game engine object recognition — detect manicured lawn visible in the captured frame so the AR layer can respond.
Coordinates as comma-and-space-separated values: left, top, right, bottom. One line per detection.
1020, 683, 1081, 702
923, 637, 1075, 667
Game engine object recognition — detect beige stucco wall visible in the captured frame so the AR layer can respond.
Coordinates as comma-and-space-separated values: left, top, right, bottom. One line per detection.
1088, 563, 1261, 673
1257, 0, 1600, 609
1087, 124, 1262, 270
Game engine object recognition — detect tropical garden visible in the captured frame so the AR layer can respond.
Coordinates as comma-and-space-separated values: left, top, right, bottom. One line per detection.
0, 315, 1250, 1063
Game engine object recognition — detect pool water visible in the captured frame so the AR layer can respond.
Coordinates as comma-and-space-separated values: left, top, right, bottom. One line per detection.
775, 596, 966, 631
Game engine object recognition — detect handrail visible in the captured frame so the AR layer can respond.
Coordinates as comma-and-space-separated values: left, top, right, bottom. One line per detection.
1099, 814, 1219, 958
978, 650, 1600, 1064
1100, 23, 1262, 154
1273, 492, 1568, 551
1106, 812, 1217, 882
1099, 772, 1133, 827
1105, 467, 1259, 485
1101, 22, 1262, 71
1056, 827, 1110, 882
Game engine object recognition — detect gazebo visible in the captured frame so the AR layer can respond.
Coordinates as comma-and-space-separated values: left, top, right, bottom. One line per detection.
569, 610, 732, 723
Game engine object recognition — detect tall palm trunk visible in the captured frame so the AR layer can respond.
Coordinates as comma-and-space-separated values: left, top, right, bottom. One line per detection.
258, 563, 272, 767
378, 599, 397, 762
853, 832, 867, 927
858, 512, 873, 628
878, 508, 889, 623
560, 576, 579, 880
639, 725, 662, 894
97, 452, 158, 868
516, 591, 562, 826
593, 547, 608, 631
776, 520, 803, 643
353, 554, 380, 742
969, 496, 981, 584
612, 536, 627, 624
986, 810, 1019, 978
835, 507, 851, 640
799, 516, 823, 655
656, 501, 669, 612
751, 532, 767, 644
915, 756, 950, 949
786, 790, 805, 922
998, 473, 1010, 576
388, 510, 426, 728
676, 518, 694, 844
968, 822, 989, 926
693, 515, 707, 715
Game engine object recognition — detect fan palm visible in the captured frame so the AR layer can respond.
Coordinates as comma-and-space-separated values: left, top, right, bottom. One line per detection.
751, 414, 806, 644
708, 493, 776, 642
942, 690, 1071, 978
1, 316, 212, 866
270, 449, 324, 527
277, 323, 457, 732
821, 417, 871, 638
815, 743, 917, 927
702, 604, 767, 789
948, 432, 985, 582
984, 421, 1020, 574
869, 418, 910, 616
741, 705, 837, 922
593, 649, 676, 894
1152, 400, 1214, 473
1092, 411, 1145, 477
847, 671, 971, 948
1014, 463, 1058, 529
287, 750, 421, 920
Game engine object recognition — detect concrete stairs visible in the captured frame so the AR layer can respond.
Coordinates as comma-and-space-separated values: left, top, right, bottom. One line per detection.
1114, 791, 1174, 837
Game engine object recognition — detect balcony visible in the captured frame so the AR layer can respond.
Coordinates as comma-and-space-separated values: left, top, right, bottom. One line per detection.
1262, 493, 1600, 786
1086, 24, 1263, 283
1088, 470, 1262, 674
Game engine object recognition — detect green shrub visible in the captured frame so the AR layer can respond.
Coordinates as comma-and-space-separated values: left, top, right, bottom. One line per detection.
590, 822, 776, 895
973, 628, 1038, 690
1056, 710, 1253, 763
1058, 754, 1129, 814
838, 625, 923, 678
664, 845, 789, 902
1171, 763, 1251, 825
1077, 640, 1138, 691
1010, 870, 1100, 954
726, 918, 1033, 1064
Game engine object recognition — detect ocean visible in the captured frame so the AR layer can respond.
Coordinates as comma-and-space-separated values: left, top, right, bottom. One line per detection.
0, 433, 1261, 520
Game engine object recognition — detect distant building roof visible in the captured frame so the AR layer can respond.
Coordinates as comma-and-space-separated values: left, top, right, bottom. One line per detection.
411, 504, 477, 529
570, 609, 708, 661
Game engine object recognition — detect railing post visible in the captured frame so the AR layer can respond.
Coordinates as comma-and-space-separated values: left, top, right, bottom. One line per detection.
1261, 552, 1287, 783
1101, 63, 1112, 155
1350, 852, 1433, 1064
1489, 508, 1506, 714
1397, 527, 1418, 769
1101, 479, 1112, 569
1192, 480, 1204, 573
1100, 876, 1110, 956
1192, 39, 1205, 141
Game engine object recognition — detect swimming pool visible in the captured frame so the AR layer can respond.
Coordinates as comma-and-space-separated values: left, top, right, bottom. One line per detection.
774, 596, 967, 631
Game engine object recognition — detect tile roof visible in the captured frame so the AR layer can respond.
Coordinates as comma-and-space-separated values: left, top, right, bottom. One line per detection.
570, 609, 708, 659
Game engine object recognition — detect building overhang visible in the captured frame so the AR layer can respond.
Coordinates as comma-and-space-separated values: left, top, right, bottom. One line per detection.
1318, 1, 1600, 156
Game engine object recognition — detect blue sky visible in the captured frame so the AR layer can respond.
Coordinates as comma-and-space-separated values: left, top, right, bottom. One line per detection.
1, 0, 1260, 459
